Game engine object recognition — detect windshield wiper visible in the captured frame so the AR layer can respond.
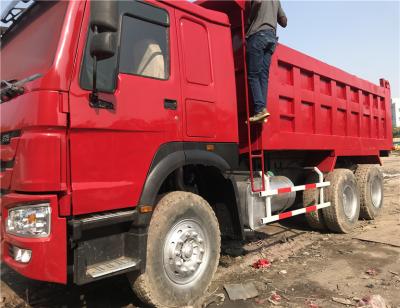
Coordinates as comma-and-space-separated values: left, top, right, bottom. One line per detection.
0, 73, 42, 102
1, 1, 35, 39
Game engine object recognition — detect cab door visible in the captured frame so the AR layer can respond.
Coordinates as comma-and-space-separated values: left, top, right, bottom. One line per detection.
68, 1, 181, 215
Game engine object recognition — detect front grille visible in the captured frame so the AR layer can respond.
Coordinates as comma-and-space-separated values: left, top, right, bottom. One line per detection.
8, 244, 14, 259
0, 130, 20, 190
0, 189, 10, 196
1, 130, 21, 145
0, 160, 13, 172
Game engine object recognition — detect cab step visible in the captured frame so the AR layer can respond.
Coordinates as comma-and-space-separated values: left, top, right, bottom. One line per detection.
86, 256, 138, 278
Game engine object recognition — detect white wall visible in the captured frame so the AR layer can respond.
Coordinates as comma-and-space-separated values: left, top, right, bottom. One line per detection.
392, 98, 400, 128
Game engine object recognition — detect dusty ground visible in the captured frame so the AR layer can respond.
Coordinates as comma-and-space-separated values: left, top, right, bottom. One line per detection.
1, 155, 399, 308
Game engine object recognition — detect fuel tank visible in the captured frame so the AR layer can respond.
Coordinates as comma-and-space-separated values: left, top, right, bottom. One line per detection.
237, 175, 296, 230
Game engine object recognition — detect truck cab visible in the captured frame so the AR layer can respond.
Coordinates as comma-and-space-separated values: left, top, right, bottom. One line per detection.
2, 0, 240, 298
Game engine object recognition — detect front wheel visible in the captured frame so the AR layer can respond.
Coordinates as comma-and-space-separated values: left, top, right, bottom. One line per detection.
129, 191, 220, 307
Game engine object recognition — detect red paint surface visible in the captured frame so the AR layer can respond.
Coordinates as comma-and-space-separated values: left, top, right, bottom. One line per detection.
305, 184, 317, 190
11, 130, 67, 192
278, 187, 292, 194
306, 205, 318, 213
279, 211, 293, 219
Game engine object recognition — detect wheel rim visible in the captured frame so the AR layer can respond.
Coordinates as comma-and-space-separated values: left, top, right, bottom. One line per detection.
163, 219, 209, 285
370, 176, 382, 208
342, 184, 357, 220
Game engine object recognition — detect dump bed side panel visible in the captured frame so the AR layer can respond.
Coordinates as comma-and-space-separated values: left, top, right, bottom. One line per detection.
196, 0, 392, 157
256, 44, 392, 156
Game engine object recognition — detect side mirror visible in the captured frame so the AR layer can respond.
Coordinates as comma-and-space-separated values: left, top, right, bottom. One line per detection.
90, 32, 116, 61
90, 1, 119, 33
89, 1, 119, 109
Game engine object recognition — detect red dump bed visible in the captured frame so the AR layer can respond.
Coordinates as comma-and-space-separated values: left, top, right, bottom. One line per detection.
198, 0, 393, 157
252, 44, 392, 156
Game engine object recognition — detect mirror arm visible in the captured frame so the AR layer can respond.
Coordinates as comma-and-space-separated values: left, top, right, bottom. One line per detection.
89, 54, 99, 104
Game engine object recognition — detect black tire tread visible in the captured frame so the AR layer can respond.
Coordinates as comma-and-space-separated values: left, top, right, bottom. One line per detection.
354, 164, 383, 220
303, 174, 326, 230
322, 169, 360, 234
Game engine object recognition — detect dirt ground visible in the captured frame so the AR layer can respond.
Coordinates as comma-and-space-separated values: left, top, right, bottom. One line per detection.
1, 155, 399, 308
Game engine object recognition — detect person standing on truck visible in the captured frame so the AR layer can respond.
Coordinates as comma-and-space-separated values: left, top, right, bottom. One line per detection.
246, 0, 287, 122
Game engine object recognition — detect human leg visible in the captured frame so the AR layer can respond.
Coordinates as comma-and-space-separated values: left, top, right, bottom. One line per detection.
246, 33, 267, 114
260, 35, 277, 111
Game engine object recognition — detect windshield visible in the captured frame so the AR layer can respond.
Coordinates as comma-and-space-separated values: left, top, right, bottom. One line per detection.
0, 1, 68, 82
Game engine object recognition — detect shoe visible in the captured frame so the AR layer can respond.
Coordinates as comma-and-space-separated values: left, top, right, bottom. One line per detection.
249, 108, 270, 122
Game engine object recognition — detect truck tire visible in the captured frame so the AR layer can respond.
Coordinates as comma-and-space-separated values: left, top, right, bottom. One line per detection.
129, 191, 220, 307
322, 169, 360, 233
354, 165, 384, 220
303, 173, 326, 230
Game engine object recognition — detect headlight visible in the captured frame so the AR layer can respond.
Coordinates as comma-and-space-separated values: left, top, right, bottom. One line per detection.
6, 204, 51, 238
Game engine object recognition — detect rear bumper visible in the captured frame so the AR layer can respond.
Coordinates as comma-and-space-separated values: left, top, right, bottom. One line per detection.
1, 193, 67, 284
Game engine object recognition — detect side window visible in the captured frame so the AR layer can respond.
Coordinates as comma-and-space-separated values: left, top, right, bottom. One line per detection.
119, 16, 169, 80
180, 18, 212, 86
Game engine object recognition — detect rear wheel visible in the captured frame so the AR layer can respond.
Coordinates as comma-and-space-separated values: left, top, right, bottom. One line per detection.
129, 191, 220, 307
355, 165, 384, 220
322, 169, 360, 233
303, 173, 326, 230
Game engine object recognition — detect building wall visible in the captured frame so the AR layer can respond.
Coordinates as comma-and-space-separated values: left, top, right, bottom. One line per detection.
392, 98, 400, 128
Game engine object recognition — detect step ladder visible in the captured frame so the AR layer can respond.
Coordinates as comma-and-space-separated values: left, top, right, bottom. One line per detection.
242, 33, 266, 193
241, 21, 330, 226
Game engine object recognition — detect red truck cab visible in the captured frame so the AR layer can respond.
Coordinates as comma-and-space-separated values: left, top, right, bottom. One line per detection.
1, 1, 392, 307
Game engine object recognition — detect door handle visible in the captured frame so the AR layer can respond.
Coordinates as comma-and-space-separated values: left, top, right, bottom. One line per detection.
164, 99, 177, 110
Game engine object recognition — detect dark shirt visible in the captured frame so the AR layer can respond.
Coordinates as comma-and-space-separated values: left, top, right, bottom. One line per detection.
246, 0, 286, 38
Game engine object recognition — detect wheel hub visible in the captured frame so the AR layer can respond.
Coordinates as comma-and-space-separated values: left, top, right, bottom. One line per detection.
182, 242, 194, 259
163, 219, 208, 285
343, 184, 357, 220
370, 176, 382, 208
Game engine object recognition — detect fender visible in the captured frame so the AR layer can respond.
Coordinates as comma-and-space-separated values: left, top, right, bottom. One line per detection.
140, 150, 186, 206
139, 142, 238, 205
136, 142, 242, 235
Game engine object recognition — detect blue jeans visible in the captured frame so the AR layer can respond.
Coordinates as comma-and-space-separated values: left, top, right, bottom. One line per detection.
246, 29, 277, 114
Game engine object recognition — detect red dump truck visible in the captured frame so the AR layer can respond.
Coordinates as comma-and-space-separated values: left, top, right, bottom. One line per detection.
0, 0, 393, 306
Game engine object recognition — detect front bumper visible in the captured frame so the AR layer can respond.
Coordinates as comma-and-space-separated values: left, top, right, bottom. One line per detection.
1, 193, 67, 284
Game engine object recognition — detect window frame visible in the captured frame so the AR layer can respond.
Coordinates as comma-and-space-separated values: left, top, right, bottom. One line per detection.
118, 13, 171, 81
79, 0, 171, 93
